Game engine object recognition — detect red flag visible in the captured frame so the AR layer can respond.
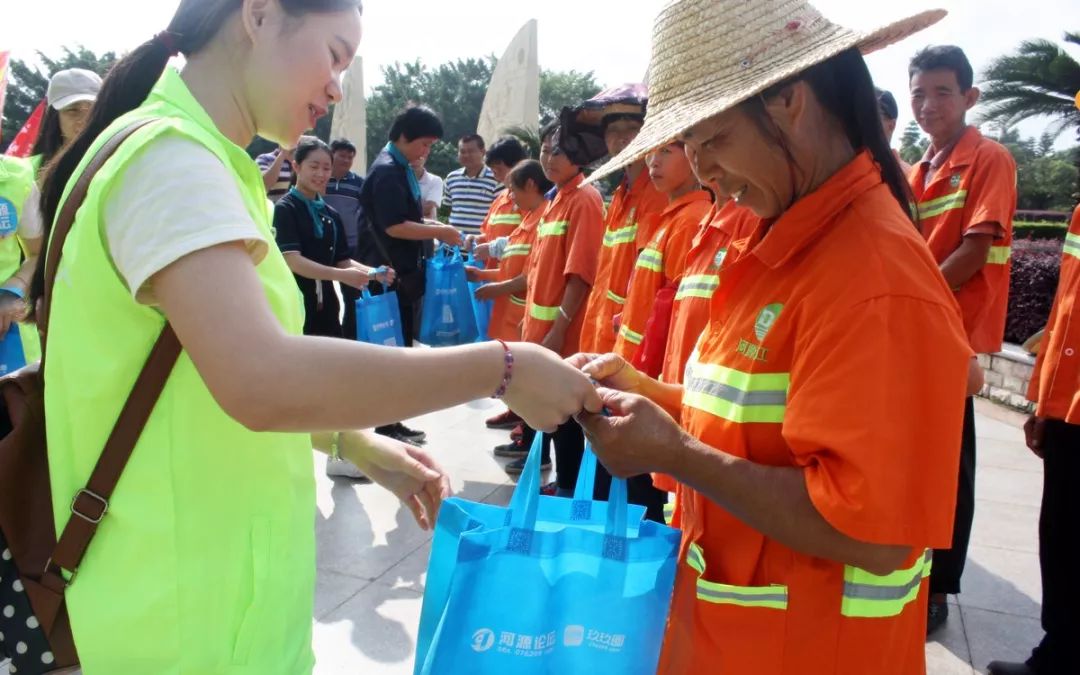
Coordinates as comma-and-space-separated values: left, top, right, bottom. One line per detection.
5, 100, 45, 157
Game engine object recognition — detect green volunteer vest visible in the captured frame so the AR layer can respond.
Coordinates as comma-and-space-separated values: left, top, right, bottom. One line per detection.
0, 155, 42, 362
45, 67, 315, 673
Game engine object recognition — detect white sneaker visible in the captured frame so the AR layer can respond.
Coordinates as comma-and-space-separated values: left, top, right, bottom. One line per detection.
325, 457, 369, 480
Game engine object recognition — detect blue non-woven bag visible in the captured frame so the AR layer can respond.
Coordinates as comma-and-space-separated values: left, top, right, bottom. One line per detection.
0, 324, 27, 376
466, 252, 493, 342
415, 434, 679, 674
355, 283, 406, 347
419, 245, 478, 346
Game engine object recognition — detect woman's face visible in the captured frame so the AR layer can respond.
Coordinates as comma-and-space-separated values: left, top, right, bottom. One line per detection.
58, 101, 93, 143
646, 143, 696, 195
540, 137, 577, 185
510, 181, 544, 211
295, 148, 333, 194
400, 137, 437, 164
680, 105, 795, 219
244, 2, 362, 147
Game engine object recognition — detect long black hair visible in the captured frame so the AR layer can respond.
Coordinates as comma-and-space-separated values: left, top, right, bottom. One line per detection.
32, 0, 362, 315
742, 47, 914, 222
29, 106, 66, 175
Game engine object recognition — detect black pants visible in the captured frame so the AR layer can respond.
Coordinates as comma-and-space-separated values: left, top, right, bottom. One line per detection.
521, 421, 585, 492
930, 396, 977, 595
341, 283, 362, 341
1027, 420, 1080, 675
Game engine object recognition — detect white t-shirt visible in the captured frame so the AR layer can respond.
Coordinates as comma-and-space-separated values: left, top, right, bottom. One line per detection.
103, 135, 268, 305
418, 171, 444, 209
17, 183, 44, 241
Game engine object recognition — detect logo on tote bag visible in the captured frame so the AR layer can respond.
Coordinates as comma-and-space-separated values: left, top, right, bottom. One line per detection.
471, 629, 495, 653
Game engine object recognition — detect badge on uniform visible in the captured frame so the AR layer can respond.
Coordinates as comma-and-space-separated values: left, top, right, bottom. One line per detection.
713, 248, 727, 269
950, 174, 962, 188
0, 197, 18, 237
754, 303, 784, 341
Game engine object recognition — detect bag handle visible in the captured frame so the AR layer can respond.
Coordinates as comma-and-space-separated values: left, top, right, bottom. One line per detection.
40, 118, 184, 590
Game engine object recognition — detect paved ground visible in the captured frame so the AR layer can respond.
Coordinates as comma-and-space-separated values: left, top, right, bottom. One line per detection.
3, 398, 1044, 674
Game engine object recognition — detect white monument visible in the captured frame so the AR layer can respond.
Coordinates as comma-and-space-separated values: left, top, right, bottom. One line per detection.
331, 55, 368, 174
477, 19, 540, 145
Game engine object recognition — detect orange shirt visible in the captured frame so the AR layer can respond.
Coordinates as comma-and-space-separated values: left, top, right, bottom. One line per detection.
522, 172, 605, 356
614, 190, 712, 359
660, 199, 758, 385
660, 152, 971, 675
485, 208, 541, 342
1028, 206, 1080, 423
910, 126, 1017, 354
478, 190, 522, 269
578, 170, 667, 353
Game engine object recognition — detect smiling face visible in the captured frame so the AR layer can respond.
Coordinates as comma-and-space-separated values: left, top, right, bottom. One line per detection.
295, 146, 333, 195
242, 2, 362, 147
910, 68, 978, 146
539, 135, 578, 186
680, 106, 796, 218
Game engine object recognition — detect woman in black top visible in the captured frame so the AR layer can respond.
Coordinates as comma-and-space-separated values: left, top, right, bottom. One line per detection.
276, 136, 392, 337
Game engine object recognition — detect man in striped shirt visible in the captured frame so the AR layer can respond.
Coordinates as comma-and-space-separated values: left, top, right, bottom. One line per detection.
444, 134, 502, 236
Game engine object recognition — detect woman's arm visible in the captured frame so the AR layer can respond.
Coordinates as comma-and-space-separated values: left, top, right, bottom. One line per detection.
154, 242, 602, 433
283, 252, 369, 289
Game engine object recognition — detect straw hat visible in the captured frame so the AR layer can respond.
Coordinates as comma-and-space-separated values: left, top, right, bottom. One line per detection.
587, 0, 946, 183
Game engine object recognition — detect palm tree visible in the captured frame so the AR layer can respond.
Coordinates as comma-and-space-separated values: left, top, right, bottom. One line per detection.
980, 32, 1080, 202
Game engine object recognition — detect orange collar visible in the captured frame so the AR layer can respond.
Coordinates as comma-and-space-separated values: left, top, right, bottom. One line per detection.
924, 125, 981, 173
553, 172, 586, 204
661, 189, 713, 218
751, 150, 883, 270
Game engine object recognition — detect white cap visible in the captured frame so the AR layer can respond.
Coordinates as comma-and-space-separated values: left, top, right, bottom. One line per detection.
46, 68, 103, 111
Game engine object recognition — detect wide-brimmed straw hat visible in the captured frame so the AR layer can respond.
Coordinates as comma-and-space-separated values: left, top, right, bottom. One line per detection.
587, 0, 946, 183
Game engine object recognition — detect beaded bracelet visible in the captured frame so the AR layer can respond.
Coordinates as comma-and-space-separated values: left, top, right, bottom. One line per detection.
492, 339, 515, 399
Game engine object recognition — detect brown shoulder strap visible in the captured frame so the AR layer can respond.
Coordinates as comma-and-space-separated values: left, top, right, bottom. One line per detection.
39, 119, 184, 588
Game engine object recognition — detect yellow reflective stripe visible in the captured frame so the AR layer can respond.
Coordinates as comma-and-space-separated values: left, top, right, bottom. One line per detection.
489, 214, 522, 225
510, 295, 526, 307
635, 248, 664, 273
663, 500, 675, 525
606, 290, 626, 305
986, 245, 1011, 265
683, 362, 789, 424
841, 550, 932, 618
529, 303, 559, 321
688, 543, 789, 609
538, 220, 569, 237
917, 190, 968, 219
1065, 232, 1080, 261
503, 244, 532, 258
676, 274, 720, 300
603, 225, 638, 247
618, 324, 643, 345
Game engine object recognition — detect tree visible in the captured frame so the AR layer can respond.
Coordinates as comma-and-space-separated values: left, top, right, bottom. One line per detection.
899, 120, 929, 165
2, 46, 118, 145
994, 126, 1079, 210
980, 32, 1080, 202
539, 69, 602, 126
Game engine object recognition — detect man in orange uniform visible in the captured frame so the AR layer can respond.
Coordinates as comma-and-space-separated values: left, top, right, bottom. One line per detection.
988, 205, 1080, 675
908, 45, 1018, 633
578, 85, 668, 355
506, 124, 604, 487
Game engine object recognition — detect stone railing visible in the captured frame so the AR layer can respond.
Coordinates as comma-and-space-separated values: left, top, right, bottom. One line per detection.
977, 343, 1036, 414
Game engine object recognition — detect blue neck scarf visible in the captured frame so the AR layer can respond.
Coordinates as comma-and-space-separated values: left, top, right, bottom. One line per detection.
289, 186, 331, 239
385, 142, 422, 205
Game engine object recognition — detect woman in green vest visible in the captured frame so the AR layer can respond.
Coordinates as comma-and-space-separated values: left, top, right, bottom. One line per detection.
32, 0, 601, 672
0, 155, 43, 366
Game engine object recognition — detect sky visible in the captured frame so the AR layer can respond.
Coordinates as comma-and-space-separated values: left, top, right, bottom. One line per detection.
4, 0, 1078, 148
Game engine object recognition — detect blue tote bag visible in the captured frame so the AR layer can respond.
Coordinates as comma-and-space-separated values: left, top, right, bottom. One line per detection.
419, 245, 478, 346
415, 435, 680, 674
355, 283, 406, 347
0, 324, 27, 376
466, 252, 493, 342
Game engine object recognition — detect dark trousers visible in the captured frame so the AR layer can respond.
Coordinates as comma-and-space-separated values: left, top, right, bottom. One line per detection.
931, 396, 977, 595
1027, 420, 1080, 675
341, 283, 361, 341
521, 421, 585, 492
592, 467, 669, 524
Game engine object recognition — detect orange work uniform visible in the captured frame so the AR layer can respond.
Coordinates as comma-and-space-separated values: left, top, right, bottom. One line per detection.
1028, 206, 1080, 423
579, 169, 667, 353
614, 189, 712, 359
659, 152, 972, 674
484, 208, 542, 342
478, 190, 522, 269
910, 126, 1017, 354
522, 172, 605, 356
